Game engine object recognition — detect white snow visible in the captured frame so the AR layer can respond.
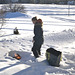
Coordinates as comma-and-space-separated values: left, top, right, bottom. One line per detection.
0, 4, 75, 75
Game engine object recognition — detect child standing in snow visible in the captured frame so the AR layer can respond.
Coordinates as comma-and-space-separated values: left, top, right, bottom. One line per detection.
31, 16, 44, 58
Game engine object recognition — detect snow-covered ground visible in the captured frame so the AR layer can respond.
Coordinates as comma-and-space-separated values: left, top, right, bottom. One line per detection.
0, 4, 75, 75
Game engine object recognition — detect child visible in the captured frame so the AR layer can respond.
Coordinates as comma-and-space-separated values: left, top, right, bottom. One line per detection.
31, 16, 44, 58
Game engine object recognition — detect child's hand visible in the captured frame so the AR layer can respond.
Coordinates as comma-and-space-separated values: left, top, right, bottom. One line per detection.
32, 40, 35, 43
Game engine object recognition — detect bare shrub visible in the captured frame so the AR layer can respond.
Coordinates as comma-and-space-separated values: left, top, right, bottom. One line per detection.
0, 8, 6, 29
2, 4, 26, 13
10, 4, 25, 13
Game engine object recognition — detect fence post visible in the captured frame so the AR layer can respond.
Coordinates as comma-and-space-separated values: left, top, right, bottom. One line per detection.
68, 4, 70, 16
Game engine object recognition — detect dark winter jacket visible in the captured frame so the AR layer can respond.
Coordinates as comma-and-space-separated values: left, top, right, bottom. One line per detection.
33, 21, 44, 45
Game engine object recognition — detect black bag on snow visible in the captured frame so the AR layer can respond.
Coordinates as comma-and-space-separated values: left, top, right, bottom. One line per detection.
13, 27, 19, 34
46, 48, 62, 67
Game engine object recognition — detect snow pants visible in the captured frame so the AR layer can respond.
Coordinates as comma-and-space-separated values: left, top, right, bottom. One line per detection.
32, 42, 42, 58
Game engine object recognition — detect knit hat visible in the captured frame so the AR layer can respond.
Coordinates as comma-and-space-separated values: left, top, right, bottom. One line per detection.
32, 16, 37, 21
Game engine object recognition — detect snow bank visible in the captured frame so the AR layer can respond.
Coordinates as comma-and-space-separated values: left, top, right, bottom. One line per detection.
5, 12, 30, 18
